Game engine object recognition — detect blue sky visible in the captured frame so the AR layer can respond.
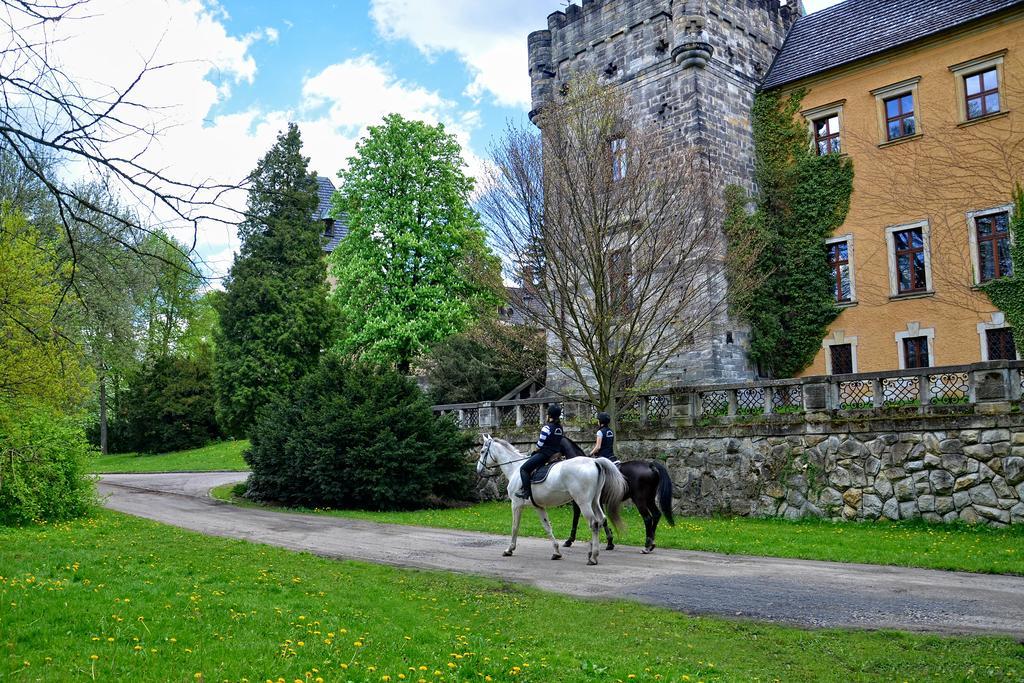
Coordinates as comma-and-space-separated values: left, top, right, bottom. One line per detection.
41, 0, 841, 279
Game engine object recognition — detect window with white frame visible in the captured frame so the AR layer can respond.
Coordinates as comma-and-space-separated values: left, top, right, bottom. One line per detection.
871, 77, 922, 144
895, 322, 935, 369
802, 101, 844, 157
826, 236, 855, 303
950, 51, 1006, 124
885, 221, 932, 297
967, 204, 1013, 285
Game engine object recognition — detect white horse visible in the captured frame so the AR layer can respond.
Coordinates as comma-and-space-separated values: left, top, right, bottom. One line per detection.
476, 435, 627, 565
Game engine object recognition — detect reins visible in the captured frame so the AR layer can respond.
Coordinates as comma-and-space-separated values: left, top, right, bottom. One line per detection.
477, 440, 533, 478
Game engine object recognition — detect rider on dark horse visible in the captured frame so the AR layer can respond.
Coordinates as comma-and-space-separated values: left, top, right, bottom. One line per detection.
589, 411, 618, 464
516, 404, 563, 500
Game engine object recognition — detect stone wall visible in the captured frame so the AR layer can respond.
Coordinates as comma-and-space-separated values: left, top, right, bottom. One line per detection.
480, 413, 1024, 526
527, 1, 801, 389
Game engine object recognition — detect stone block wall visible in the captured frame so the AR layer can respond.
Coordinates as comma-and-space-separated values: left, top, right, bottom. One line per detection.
527, 1, 801, 388
479, 413, 1024, 526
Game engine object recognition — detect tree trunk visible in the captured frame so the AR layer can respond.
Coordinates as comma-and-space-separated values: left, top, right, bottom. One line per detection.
99, 377, 109, 455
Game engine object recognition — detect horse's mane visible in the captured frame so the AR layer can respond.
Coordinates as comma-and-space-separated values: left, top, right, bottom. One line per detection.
561, 436, 587, 458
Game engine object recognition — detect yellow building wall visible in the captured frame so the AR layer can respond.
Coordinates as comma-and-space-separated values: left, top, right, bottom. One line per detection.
785, 9, 1024, 376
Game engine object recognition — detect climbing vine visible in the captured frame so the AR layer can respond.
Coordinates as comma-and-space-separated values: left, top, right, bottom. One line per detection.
725, 89, 855, 378
981, 184, 1024, 352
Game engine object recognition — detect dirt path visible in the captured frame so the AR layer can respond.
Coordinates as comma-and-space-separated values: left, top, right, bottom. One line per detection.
99, 472, 1024, 638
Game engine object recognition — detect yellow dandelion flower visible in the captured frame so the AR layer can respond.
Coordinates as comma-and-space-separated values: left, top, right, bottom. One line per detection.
340, 664, 348, 670
399, 675, 406, 680
447, 662, 456, 669
354, 641, 363, 647
297, 641, 305, 647
381, 677, 391, 682
90, 655, 98, 661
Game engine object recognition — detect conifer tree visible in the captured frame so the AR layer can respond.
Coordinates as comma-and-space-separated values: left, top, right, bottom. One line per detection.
214, 124, 333, 435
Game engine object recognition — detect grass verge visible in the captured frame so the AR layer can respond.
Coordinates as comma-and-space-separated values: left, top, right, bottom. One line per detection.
2, 509, 1022, 682
89, 440, 250, 474
212, 483, 1024, 576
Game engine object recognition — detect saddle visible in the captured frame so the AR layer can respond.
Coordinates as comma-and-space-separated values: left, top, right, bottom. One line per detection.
530, 462, 555, 485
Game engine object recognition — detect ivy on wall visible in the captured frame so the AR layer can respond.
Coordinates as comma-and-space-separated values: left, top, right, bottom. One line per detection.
981, 184, 1024, 352
725, 89, 855, 378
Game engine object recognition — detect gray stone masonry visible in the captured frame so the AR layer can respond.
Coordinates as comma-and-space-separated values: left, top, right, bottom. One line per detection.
456, 360, 1024, 526
528, 1, 801, 389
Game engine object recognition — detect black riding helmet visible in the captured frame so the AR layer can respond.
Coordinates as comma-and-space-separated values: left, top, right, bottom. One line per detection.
596, 411, 611, 426
547, 404, 562, 420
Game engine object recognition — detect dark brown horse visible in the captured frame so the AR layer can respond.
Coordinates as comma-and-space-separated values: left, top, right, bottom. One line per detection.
560, 437, 675, 553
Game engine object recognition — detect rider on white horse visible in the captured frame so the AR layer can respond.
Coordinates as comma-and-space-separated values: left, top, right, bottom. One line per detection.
516, 404, 564, 501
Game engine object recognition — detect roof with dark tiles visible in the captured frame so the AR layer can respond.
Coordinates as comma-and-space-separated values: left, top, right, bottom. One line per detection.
314, 175, 349, 253
762, 0, 1024, 90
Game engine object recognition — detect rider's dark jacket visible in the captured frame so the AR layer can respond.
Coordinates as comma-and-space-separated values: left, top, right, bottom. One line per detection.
535, 422, 564, 459
595, 426, 617, 462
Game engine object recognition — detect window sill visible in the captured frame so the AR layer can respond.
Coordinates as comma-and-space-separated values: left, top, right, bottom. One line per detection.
878, 133, 923, 148
836, 300, 858, 308
889, 290, 934, 301
957, 110, 1009, 128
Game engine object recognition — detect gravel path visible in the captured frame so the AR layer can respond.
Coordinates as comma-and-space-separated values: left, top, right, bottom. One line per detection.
99, 471, 1024, 638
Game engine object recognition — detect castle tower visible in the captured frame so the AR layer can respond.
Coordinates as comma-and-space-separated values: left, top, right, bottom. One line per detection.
527, 0, 801, 387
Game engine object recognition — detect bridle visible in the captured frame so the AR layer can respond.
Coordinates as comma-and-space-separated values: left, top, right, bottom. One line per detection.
477, 438, 531, 478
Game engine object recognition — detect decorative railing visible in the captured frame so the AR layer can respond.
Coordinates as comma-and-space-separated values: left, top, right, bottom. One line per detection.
433, 360, 1024, 429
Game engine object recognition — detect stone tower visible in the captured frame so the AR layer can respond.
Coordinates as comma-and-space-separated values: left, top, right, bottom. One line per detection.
527, 0, 801, 387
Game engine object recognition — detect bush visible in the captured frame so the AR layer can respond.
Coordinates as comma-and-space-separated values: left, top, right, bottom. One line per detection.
0, 407, 96, 525
245, 356, 473, 510
121, 353, 222, 453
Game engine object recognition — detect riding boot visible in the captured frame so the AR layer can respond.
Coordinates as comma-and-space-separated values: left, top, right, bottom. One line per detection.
515, 482, 532, 499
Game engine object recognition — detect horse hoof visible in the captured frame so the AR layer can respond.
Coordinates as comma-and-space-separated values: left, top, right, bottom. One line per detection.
606, 544, 615, 551
551, 554, 562, 560
587, 558, 598, 566
502, 550, 513, 557
562, 540, 573, 547
642, 545, 655, 554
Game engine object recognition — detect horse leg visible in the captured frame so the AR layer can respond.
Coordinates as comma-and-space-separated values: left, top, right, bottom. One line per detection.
503, 501, 523, 557
563, 502, 581, 547
604, 515, 614, 550
535, 508, 562, 560
637, 500, 656, 554
584, 491, 605, 566
647, 506, 662, 553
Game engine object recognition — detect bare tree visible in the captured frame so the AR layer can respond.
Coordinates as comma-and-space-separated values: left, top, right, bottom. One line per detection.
480, 78, 741, 423
0, 0, 241, 304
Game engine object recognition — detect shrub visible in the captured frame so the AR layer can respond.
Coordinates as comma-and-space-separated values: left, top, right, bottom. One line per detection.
0, 407, 96, 525
423, 333, 532, 405
245, 356, 473, 510
121, 353, 222, 453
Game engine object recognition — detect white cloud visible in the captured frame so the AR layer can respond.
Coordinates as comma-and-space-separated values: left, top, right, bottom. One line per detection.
370, 0, 553, 109
15, 1, 483, 281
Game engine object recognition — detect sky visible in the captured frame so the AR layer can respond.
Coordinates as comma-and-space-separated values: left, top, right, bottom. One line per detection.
31, 0, 842, 282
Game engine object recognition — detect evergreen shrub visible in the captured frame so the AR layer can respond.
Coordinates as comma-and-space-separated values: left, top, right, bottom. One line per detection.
245, 356, 473, 510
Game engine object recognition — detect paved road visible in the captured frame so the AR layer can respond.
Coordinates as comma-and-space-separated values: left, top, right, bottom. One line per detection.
99, 472, 1024, 638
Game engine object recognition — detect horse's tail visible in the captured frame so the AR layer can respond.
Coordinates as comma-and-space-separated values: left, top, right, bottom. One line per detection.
597, 458, 628, 532
650, 460, 676, 527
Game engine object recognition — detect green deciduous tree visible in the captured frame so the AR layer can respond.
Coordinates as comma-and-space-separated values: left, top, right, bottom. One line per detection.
330, 114, 500, 373
725, 90, 854, 378
214, 124, 333, 436
0, 206, 91, 413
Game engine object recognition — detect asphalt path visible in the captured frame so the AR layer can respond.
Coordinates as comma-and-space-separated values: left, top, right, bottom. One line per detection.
98, 472, 1024, 638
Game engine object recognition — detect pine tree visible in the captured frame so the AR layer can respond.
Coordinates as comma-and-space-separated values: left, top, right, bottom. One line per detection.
214, 124, 333, 435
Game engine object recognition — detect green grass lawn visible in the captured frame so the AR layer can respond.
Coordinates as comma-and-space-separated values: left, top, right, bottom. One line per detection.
2, 510, 1022, 682
212, 484, 1024, 576
89, 440, 250, 473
